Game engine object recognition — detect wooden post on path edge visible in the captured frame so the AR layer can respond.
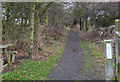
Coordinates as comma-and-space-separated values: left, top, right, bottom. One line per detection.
104, 40, 114, 81
115, 19, 120, 82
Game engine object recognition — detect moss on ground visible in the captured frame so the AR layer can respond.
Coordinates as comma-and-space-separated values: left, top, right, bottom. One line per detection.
78, 40, 105, 80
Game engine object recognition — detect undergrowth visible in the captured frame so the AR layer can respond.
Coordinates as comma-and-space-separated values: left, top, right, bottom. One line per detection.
79, 39, 105, 79
2, 46, 65, 80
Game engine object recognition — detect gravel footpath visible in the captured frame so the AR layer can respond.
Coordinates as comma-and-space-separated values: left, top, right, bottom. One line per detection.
47, 30, 84, 80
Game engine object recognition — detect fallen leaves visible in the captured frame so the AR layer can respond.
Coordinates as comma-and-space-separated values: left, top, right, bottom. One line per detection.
89, 43, 105, 69
2, 29, 69, 80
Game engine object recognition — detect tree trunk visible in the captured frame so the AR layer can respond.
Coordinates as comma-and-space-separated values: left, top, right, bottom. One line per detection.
29, 3, 35, 57
81, 18, 84, 30
85, 17, 88, 31
34, 13, 40, 51
79, 18, 82, 30
46, 12, 49, 44
3, 3, 9, 41
25, 18, 28, 26
0, 1, 2, 44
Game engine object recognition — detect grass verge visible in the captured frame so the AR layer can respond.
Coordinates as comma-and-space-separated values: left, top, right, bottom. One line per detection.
2, 45, 65, 80
78, 40, 105, 80
89, 42, 105, 69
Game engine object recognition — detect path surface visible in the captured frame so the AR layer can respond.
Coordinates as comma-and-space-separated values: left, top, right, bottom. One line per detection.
47, 30, 84, 80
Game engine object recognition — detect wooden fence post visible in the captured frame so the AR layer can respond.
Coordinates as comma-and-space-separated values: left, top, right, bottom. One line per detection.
115, 19, 120, 82
0, 59, 3, 82
0, 1, 2, 44
104, 40, 114, 80
115, 19, 120, 31
12, 54, 15, 63
115, 31, 119, 81
0, 1, 2, 82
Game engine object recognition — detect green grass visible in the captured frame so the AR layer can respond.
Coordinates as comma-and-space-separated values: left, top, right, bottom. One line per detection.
85, 61, 92, 69
92, 53, 99, 56
79, 40, 92, 69
79, 40, 105, 79
2, 47, 64, 80
83, 50, 87, 55
65, 27, 70, 30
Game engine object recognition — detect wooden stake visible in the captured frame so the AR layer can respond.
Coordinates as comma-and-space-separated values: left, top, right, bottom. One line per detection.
115, 19, 120, 31
0, 59, 3, 82
115, 31, 119, 81
115, 19, 120, 82
104, 40, 114, 80
12, 54, 15, 63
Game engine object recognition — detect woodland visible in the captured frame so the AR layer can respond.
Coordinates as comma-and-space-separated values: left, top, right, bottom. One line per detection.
0, 2, 119, 80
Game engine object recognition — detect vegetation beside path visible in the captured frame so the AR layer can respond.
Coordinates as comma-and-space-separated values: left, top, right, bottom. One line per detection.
78, 33, 105, 80
2, 43, 66, 80
2, 29, 69, 80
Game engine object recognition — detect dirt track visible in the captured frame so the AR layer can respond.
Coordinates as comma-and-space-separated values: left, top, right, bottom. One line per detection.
47, 30, 84, 80
47, 30, 105, 80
